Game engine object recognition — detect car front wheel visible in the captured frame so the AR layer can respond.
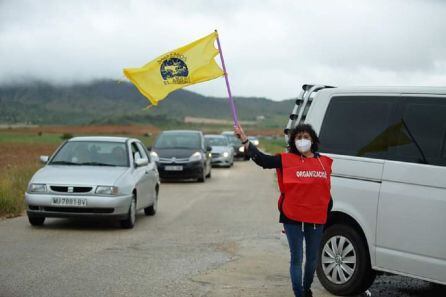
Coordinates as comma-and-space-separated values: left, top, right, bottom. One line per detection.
206, 166, 211, 178
144, 191, 158, 216
197, 168, 206, 183
121, 196, 136, 229
316, 224, 375, 296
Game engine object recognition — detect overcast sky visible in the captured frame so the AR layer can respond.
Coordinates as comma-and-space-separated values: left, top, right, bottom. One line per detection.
1, 0, 445, 100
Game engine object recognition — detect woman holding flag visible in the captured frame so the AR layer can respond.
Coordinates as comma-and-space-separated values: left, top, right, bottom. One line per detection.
124, 30, 332, 296
234, 123, 333, 297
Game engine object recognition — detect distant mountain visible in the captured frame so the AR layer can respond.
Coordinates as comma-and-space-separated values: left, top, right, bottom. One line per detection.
0, 80, 295, 127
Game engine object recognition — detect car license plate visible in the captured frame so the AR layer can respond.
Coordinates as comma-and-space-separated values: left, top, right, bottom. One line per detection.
52, 197, 87, 207
165, 165, 183, 171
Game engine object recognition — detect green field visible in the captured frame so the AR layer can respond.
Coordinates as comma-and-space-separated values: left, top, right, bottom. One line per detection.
258, 136, 286, 155
0, 132, 64, 144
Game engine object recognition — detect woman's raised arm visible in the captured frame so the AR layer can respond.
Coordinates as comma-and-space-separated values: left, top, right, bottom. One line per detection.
234, 124, 282, 169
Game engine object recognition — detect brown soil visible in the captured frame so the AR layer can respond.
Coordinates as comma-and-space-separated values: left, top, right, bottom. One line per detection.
0, 143, 58, 169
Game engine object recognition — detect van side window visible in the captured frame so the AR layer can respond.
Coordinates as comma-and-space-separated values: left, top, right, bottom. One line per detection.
387, 97, 446, 166
319, 96, 398, 159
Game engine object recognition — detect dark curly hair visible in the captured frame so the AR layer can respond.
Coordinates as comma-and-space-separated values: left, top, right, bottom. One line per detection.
288, 123, 320, 154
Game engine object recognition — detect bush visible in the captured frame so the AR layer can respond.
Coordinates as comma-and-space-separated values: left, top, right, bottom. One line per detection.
0, 165, 39, 217
61, 133, 73, 140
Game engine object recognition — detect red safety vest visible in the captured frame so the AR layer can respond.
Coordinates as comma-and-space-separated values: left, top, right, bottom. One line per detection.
276, 153, 333, 224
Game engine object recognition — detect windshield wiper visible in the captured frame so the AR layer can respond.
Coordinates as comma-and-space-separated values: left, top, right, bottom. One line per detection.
50, 161, 80, 165
77, 162, 118, 167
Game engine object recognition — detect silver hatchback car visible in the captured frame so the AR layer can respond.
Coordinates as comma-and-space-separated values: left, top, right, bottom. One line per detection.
25, 136, 160, 229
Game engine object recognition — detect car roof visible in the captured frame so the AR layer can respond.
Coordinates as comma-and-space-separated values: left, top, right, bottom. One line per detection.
161, 130, 202, 134
69, 136, 132, 143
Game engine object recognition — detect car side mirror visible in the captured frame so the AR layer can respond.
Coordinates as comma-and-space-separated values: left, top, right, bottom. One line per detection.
135, 157, 149, 167
206, 146, 212, 152
40, 155, 49, 164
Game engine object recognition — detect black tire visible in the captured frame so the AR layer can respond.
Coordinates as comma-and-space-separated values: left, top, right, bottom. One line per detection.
121, 196, 136, 229
28, 216, 45, 226
316, 224, 376, 296
197, 168, 206, 182
144, 190, 158, 216
206, 167, 211, 178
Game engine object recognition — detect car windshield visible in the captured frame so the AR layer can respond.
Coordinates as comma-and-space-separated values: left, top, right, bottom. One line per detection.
154, 132, 201, 149
50, 141, 129, 167
223, 134, 242, 146
205, 137, 228, 146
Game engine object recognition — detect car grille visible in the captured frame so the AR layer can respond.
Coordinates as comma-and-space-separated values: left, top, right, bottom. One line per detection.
211, 153, 221, 158
50, 186, 93, 193
43, 207, 114, 214
159, 157, 190, 164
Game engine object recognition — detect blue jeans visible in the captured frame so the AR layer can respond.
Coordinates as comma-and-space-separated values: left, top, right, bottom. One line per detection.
283, 223, 324, 297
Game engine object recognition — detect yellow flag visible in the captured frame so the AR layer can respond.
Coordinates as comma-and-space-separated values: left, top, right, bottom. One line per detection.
123, 32, 224, 106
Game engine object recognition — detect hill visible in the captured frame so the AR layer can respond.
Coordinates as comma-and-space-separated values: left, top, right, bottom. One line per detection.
0, 80, 294, 127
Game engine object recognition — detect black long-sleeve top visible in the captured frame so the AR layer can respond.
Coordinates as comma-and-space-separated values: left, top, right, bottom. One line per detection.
246, 142, 331, 225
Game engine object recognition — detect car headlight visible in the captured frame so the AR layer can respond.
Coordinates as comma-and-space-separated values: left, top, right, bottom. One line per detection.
95, 186, 119, 195
222, 152, 229, 158
239, 146, 245, 153
252, 140, 259, 146
28, 183, 47, 193
150, 151, 159, 162
189, 151, 202, 162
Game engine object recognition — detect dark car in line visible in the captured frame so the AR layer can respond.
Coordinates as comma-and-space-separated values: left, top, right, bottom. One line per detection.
149, 130, 212, 182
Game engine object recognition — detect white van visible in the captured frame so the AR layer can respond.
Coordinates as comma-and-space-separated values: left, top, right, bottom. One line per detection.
284, 85, 446, 295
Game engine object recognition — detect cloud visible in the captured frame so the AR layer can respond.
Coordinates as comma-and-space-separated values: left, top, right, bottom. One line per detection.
1, 0, 445, 100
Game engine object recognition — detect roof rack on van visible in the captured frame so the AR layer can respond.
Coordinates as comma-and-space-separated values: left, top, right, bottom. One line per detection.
284, 84, 335, 142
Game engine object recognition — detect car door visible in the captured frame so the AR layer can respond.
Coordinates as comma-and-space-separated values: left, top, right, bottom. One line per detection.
376, 95, 446, 283
136, 142, 157, 206
130, 141, 151, 209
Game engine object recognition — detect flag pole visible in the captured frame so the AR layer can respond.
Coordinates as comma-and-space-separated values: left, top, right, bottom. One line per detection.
215, 30, 239, 127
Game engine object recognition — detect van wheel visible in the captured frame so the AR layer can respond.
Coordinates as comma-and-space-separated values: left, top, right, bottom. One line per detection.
316, 224, 376, 296
121, 196, 136, 229
28, 216, 45, 226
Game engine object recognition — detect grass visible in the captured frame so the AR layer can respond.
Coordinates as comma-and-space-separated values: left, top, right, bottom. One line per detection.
0, 132, 64, 144
0, 164, 40, 218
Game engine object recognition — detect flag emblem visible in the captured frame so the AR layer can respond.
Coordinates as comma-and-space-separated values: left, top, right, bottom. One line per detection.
159, 55, 189, 85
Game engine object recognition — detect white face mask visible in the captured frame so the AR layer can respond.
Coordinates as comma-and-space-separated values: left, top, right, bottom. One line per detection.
295, 139, 312, 153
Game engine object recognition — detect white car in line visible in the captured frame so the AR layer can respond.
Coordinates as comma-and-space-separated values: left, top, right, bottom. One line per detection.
25, 136, 160, 229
